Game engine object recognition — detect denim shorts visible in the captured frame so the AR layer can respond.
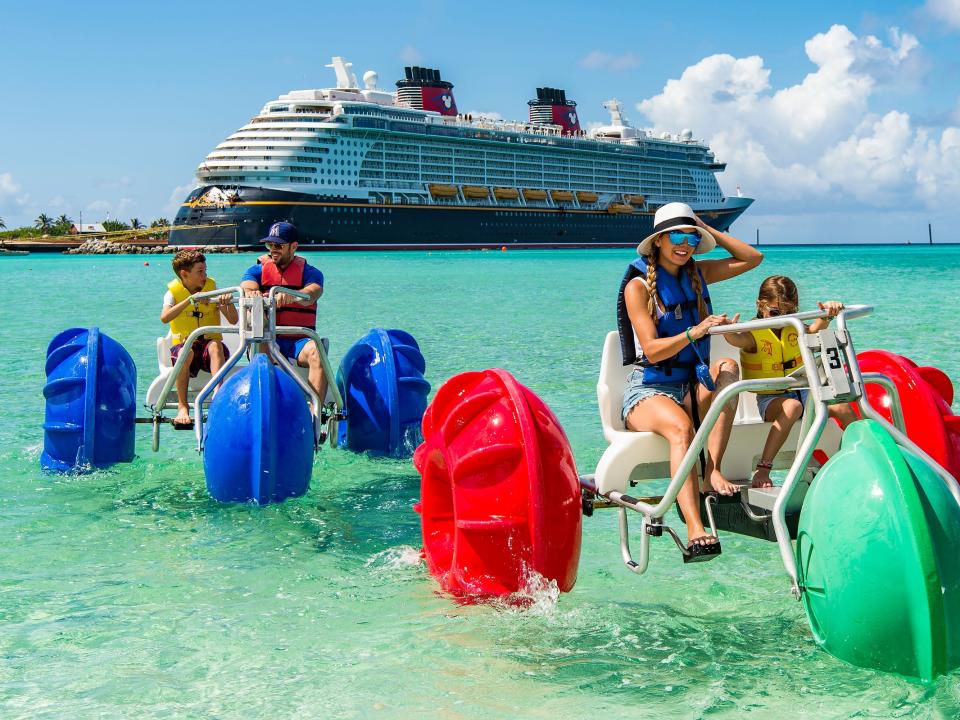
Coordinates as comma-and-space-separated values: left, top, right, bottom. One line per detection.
757, 389, 809, 421
622, 369, 688, 422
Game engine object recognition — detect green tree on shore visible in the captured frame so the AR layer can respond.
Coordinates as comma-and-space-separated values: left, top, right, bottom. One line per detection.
130, 218, 143, 230
0, 217, 5, 230
150, 218, 170, 228
53, 214, 73, 235
35, 213, 52, 231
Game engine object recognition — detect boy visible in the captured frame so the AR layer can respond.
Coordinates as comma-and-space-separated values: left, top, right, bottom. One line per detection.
160, 249, 238, 427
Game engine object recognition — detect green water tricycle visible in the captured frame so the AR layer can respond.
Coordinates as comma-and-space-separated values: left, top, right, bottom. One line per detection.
413, 304, 960, 681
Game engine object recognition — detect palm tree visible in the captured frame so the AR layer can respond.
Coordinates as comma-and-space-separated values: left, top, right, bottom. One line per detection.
53, 214, 73, 235
0, 217, 5, 230
150, 218, 170, 228
35, 213, 52, 231
130, 218, 143, 230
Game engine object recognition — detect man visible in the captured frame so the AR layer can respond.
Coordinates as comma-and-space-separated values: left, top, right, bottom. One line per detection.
160, 249, 238, 427
240, 221, 328, 404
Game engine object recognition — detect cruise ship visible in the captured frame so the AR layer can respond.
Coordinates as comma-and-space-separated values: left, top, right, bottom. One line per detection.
169, 57, 753, 249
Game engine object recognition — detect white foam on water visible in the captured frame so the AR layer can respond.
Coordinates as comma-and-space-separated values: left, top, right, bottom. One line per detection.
503, 567, 561, 615
365, 545, 423, 570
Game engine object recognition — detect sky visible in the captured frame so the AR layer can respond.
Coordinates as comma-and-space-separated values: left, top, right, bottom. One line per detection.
1, 0, 958, 243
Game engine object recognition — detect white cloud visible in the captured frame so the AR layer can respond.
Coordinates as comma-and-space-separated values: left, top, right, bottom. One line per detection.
635, 24, 958, 209
164, 180, 197, 217
47, 195, 70, 212
819, 112, 914, 203
926, 0, 960, 28
399, 46, 423, 65
911, 126, 960, 203
581, 51, 641, 72
86, 197, 136, 221
0, 172, 30, 208
467, 110, 503, 122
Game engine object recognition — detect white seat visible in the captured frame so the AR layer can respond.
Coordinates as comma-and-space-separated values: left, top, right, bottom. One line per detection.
593, 331, 841, 494
144, 323, 246, 410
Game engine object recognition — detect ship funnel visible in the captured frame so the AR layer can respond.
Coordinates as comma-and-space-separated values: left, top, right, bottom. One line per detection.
396, 66, 458, 116
528, 87, 581, 135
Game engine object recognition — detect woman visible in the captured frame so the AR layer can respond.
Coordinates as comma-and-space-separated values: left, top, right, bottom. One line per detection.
616, 202, 763, 558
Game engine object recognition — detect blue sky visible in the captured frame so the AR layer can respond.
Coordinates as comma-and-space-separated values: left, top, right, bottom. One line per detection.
1, 0, 958, 243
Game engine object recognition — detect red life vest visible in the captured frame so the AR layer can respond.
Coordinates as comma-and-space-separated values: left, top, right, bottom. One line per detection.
260, 256, 317, 336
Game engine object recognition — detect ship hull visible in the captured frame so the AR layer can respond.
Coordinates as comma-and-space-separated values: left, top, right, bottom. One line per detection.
170, 186, 752, 250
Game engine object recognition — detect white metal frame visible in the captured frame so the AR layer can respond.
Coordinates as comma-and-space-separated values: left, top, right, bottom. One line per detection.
584, 305, 960, 597
147, 286, 344, 454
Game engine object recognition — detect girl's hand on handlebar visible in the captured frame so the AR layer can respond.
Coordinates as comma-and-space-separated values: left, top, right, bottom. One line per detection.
817, 301, 843, 318
691, 313, 741, 339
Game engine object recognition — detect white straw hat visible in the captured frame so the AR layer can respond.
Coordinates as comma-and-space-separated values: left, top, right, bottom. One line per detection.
637, 202, 717, 256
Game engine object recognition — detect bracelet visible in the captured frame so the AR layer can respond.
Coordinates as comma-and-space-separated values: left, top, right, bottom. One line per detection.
685, 328, 696, 344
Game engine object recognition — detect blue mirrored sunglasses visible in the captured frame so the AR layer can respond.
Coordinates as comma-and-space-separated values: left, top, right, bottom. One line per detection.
667, 230, 701, 247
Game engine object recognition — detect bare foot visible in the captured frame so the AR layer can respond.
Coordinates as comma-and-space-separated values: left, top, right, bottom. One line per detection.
703, 469, 739, 496
751, 467, 773, 488
173, 405, 192, 427
688, 533, 719, 547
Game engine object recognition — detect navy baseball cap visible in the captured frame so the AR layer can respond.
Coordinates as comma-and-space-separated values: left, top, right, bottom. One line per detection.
260, 221, 299, 244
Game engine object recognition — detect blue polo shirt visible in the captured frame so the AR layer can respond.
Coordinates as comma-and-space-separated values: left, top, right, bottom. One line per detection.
241, 261, 324, 289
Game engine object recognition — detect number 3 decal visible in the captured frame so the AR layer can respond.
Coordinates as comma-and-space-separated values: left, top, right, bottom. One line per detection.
826, 347, 842, 369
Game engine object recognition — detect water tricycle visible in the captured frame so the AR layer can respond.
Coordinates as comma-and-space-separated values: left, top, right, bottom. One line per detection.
41, 285, 430, 503
413, 305, 960, 682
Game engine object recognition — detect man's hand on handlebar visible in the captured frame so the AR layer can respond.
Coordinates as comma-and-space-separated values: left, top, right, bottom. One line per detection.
275, 291, 298, 308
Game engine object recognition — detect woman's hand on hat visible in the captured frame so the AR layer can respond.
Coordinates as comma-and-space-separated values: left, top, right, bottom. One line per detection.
691, 313, 741, 339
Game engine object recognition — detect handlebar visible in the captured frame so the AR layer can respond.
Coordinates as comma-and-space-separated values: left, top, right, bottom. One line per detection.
186, 286, 313, 305
267, 286, 312, 303
707, 304, 873, 336
188, 286, 242, 304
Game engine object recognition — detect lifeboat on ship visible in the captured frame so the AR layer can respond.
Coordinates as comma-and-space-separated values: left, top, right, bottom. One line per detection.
428, 184, 458, 198
576, 191, 598, 203
625, 194, 646, 206
493, 187, 520, 200
522, 188, 547, 202
462, 185, 490, 200
607, 203, 635, 214
551, 190, 573, 203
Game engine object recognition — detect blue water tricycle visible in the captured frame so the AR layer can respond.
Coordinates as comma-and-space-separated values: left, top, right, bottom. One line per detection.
41, 286, 430, 504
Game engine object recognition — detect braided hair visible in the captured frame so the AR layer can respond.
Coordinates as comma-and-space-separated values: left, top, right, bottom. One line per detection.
685, 259, 709, 320
645, 246, 660, 318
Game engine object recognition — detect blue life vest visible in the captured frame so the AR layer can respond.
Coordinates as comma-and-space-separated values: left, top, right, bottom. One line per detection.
616, 258, 712, 384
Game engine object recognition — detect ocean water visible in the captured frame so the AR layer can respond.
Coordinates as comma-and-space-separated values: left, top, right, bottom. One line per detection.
1, 245, 958, 719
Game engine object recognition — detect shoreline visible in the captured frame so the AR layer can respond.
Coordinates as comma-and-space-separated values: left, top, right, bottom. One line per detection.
0, 238, 956, 254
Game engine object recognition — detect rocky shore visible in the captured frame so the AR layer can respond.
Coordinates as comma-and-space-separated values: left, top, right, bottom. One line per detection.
63, 239, 237, 255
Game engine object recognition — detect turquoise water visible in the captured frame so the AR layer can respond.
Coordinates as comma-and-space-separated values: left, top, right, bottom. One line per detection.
2, 246, 959, 719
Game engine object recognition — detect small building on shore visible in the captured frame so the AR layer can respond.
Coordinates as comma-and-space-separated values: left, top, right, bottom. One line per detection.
70, 223, 107, 235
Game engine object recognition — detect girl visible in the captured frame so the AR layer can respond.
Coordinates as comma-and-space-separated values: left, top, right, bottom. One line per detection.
725, 275, 856, 488
618, 202, 763, 559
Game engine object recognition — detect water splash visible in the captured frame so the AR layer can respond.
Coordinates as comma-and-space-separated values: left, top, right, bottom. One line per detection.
509, 568, 561, 615
365, 545, 423, 570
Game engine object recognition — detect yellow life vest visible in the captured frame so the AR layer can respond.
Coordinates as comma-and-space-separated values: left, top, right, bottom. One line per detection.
740, 327, 803, 394
167, 277, 223, 345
